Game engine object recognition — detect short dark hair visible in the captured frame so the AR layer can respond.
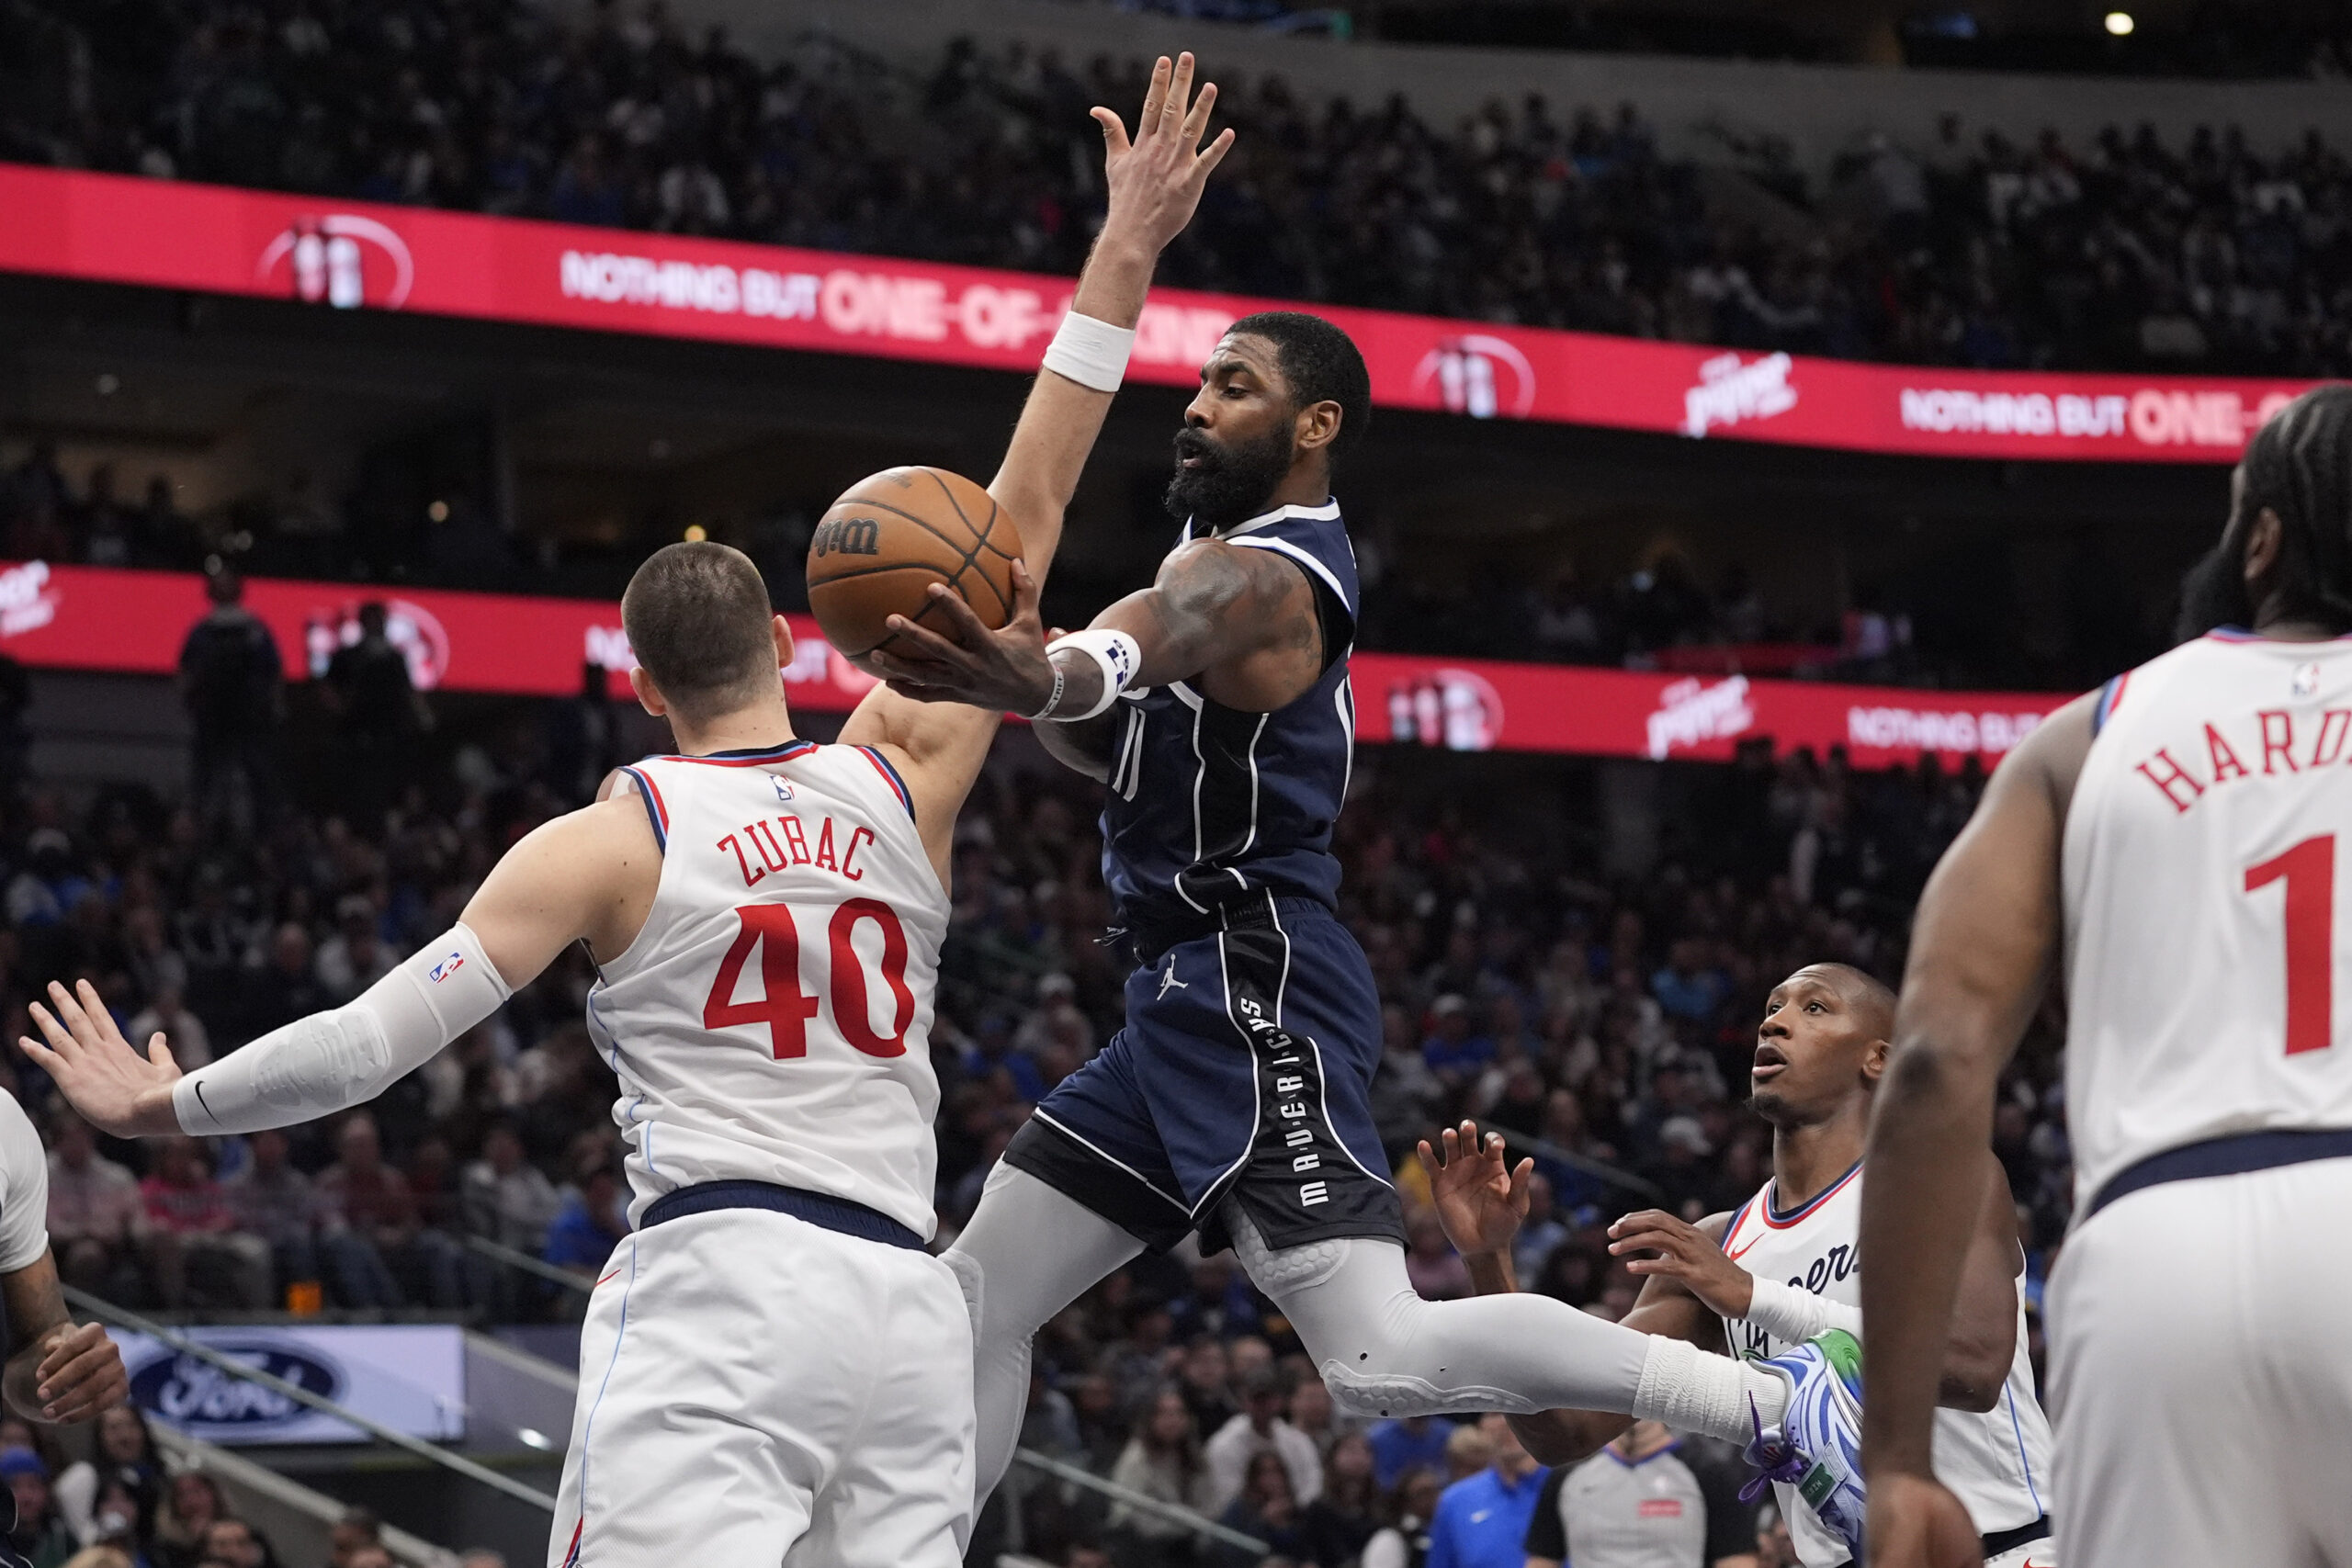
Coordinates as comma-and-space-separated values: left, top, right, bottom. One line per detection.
1225, 311, 1372, 462
2241, 383, 2352, 631
621, 542, 777, 722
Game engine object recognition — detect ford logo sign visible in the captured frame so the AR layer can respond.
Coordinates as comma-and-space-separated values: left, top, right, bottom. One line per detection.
130, 1343, 345, 1427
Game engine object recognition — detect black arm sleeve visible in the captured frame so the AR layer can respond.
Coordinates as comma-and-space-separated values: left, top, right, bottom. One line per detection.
1695, 1446, 1760, 1564
1521, 1465, 1569, 1562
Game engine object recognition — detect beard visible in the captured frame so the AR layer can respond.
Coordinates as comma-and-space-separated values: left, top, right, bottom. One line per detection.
1164, 423, 1296, 530
2174, 538, 2255, 643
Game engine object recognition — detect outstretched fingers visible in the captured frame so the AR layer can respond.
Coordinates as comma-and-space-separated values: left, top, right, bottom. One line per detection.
1181, 79, 1219, 149
1160, 52, 1194, 131
1090, 105, 1131, 156
17, 1029, 63, 1077
1137, 54, 1171, 133
1195, 126, 1237, 181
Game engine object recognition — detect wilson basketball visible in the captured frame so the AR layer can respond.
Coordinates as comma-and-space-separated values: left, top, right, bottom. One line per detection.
806, 466, 1023, 663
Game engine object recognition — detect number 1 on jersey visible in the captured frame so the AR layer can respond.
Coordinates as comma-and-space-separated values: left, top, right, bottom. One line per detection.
2244, 833, 2335, 1056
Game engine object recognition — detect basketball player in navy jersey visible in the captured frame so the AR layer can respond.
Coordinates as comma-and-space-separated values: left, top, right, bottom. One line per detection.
867, 320, 1851, 1513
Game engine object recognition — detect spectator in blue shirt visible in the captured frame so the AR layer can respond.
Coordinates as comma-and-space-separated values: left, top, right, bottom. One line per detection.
543, 1157, 629, 1277
1366, 1415, 1457, 1490
1419, 995, 1495, 1081
1423, 1416, 1548, 1568
1651, 937, 1730, 1022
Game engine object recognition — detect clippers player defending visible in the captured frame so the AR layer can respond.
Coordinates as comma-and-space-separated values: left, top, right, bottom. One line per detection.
1861, 385, 2352, 1568
17, 55, 1234, 1568
865, 324, 1822, 1507
1424, 964, 2054, 1568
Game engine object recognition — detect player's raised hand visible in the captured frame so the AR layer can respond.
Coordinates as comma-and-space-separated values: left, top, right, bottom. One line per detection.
1415, 1121, 1532, 1259
19, 979, 183, 1138
865, 559, 1055, 713
1606, 1208, 1756, 1317
1093, 51, 1235, 255
1866, 1472, 1983, 1568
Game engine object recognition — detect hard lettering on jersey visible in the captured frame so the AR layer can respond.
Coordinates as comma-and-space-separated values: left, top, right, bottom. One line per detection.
1717, 1164, 2053, 1568
594, 743, 949, 1237
2065, 632, 2352, 1207
1102, 501, 1361, 933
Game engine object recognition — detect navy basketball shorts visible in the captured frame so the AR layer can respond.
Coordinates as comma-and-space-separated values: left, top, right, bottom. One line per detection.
1004, 897, 1407, 1255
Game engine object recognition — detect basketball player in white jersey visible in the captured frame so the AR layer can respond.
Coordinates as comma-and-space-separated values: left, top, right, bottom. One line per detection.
15, 53, 1235, 1568
1860, 383, 2352, 1568
1423, 963, 2053, 1568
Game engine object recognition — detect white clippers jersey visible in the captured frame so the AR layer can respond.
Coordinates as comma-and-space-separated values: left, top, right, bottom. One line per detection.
595, 739, 947, 1236
2064, 632, 2352, 1208
1720, 1165, 2053, 1568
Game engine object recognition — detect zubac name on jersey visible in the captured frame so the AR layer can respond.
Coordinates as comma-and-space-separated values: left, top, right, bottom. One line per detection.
714, 796, 882, 888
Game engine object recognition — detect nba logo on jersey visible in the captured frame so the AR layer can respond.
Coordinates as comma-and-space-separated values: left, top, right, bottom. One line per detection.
773, 776, 794, 802
2294, 660, 2322, 696
428, 952, 466, 984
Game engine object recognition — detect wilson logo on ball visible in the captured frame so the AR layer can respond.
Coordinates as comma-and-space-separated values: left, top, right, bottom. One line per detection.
811, 517, 881, 558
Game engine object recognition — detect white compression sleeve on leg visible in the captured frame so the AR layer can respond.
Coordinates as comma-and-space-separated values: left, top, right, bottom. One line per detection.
1233, 1206, 1640, 1418
1631, 1335, 1788, 1444
1232, 1205, 1787, 1442
946, 1162, 1144, 1506
1743, 1277, 1863, 1347
173, 923, 511, 1135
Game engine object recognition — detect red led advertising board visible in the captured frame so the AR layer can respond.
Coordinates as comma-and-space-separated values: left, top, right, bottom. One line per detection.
0, 163, 2310, 464
0, 561, 2073, 767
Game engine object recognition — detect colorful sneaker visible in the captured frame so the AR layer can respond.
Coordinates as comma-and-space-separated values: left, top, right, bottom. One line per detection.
1740, 1328, 1867, 1560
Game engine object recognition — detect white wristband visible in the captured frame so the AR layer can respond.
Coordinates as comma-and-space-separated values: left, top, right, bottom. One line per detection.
1744, 1276, 1863, 1345
1036, 629, 1142, 723
1041, 310, 1136, 393
1023, 660, 1067, 723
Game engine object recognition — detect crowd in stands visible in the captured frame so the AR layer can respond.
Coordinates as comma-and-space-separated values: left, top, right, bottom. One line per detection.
0, 1395, 457, 1568
0, 577, 2068, 1561
9, 0, 2352, 373
3, 443, 1952, 701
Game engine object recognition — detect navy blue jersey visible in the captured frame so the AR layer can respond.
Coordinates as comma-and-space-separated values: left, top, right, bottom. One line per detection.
1100, 501, 1358, 933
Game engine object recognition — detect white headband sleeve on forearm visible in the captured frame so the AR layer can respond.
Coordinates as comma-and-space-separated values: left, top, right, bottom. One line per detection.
1032, 629, 1143, 723
1040, 310, 1136, 393
173, 923, 512, 1135
1742, 1276, 1863, 1346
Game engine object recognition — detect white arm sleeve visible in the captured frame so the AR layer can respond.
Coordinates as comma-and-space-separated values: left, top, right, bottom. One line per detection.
0, 1093, 49, 1272
1743, 1275, 1865, 1345
173, 923, 512, 1136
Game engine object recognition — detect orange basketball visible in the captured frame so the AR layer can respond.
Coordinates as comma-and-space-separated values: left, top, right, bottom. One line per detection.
806, 466, 1023, 663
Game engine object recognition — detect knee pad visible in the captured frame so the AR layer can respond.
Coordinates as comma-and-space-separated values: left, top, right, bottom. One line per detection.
1225, 1201, 1348, 1293
1318, 1358, 1541, 1421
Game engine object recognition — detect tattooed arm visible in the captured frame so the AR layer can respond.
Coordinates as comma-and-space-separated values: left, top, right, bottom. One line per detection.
867, 535, 1332, 732
1091, 536, 1329, 713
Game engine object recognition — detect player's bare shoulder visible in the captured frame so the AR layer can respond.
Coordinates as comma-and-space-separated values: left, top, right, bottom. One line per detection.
2000, 689, 2098, 807
474, 786, 663, 966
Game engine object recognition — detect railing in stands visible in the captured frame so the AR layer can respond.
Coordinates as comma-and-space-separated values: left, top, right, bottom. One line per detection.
71, 1279, 1269, 1552
1497, 1128, 1664, 1205
61, 1286, 560, 1513
462, 1234, 597, 1296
